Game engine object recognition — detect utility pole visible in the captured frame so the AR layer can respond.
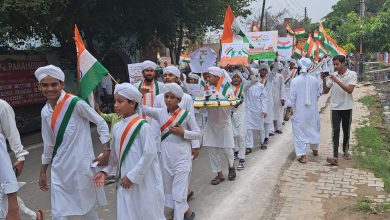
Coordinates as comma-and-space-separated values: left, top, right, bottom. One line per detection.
304, 7, 307, 22
260, 0, 266, 31
359, 0, 365, 76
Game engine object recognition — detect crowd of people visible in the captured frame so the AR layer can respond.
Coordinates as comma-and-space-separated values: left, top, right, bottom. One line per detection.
0, 53, 357, 220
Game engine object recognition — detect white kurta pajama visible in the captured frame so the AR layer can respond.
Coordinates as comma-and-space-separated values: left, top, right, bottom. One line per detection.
269, 72, 286, 131
142, 107, 201, 220
201, 84, 235, 173
245, 82, 268, 148
135, 80, 165, 122
102, 114, 165, 220
287, 72, 321, 156
260, 76, 274, 138
41, 91, 110, 219
231, 85, 246, 160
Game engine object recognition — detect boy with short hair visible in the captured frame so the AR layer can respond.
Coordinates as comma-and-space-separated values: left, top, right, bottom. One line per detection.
35, 65, 110, 220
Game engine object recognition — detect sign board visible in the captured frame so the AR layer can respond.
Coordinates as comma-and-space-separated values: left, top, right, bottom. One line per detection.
246, 31, 278, 61
277, 37, 294, 61
220, 43, 249, 67
189, 47, 217, 73
0, 59, 47, 107
128, 63, 144, 83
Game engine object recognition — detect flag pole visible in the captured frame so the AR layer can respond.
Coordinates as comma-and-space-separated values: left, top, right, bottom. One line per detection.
107, 72, 119, 84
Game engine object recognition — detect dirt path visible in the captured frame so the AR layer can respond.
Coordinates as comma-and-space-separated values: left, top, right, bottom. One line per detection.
270, 85, 390, 220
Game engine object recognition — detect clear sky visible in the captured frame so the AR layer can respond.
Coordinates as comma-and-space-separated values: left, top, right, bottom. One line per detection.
249, 0, 340, 22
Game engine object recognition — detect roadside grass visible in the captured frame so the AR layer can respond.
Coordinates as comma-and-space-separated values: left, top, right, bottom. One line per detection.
355, 95, 390, 193
354, 199, 390, 214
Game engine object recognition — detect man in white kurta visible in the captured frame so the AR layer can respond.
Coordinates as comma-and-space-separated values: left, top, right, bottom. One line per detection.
201, 67, 236, 185
135, 60, 165, 122
0, 99, 29, 220
244, 74, 268, 152
35, 65, 110, 220
286, 58, 321, 163
269, 62, 286, 134
100, 83, 165, 220
143, 83, 201, 220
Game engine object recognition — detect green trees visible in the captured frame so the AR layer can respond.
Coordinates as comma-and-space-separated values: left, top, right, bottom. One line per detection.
0, 0, 251, 63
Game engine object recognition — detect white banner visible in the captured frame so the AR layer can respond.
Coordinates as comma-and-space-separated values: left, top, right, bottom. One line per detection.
246, 31, 278, 61
277, 37, 294, 61
189, 47, 217, 73
128, 63, 144, 83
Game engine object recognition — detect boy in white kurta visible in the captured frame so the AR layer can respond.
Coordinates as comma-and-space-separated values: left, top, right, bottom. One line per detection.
95, 83, 165, 220
35, 65, 110, 220
200, 67, 236, 185
269, 62, 286, 134
143, 83, 200, 220
259, 64, 274, 144
286, 58, 321, 163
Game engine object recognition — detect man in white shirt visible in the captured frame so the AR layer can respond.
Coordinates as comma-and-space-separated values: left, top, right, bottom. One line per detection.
321, 55, 357, 165
0, 99, 29, 220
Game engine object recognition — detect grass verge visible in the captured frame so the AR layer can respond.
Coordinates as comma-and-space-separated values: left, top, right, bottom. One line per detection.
355, 95, 390, 192
354, 199, 390, 214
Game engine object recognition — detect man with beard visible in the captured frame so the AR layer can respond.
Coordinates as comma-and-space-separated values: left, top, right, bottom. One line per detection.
135, 60, 165, 122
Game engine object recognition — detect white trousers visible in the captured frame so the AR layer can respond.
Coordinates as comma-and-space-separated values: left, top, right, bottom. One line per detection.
233, 135, 246, 160
53, 207, 98, 220
273, 120, 282, 131
295, 142, 319, 157
264, 123, 271, 138
161, 168, 190, 220
245, 129, 265, 148
208, 148, 234, 173
17, 196, 36, 219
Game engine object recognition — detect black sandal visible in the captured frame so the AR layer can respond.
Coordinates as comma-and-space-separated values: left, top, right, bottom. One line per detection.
211, 176, 225, 185
228, 167, 236, 180
245, 148, 252, 155
260, 145, 267, 150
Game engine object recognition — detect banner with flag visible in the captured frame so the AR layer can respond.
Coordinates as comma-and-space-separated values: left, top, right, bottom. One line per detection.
319, 22, 346, 56
74, 25, 109, 105
294, 27, 306, 38
221, 5, 252, 45
277, 37, 294, 61
189, 47, 217, 73
246, 31, 278, 60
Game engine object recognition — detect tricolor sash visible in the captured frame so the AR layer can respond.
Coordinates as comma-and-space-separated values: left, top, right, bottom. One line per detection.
233, 85, 244, 98
284, 69, 298, 84
51, 94, 81, 163
161, 108, 189, 141
138, 80, 159, 119
260, 77, 268, 86
116, 116, 146, 185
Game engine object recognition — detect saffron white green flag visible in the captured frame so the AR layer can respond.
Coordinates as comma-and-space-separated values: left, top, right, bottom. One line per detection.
74, 25, 109, 105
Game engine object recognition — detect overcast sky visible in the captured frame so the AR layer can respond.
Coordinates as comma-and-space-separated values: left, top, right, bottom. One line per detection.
249, 0, 340, 22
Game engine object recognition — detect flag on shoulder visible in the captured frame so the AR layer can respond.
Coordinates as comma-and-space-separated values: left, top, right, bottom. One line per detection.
74, 24, 109, 105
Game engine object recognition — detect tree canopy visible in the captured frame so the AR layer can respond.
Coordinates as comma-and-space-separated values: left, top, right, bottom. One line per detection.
0, 0, 252, 63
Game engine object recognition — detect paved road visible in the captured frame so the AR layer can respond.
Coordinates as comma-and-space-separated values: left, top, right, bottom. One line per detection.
15, 95, 328, 220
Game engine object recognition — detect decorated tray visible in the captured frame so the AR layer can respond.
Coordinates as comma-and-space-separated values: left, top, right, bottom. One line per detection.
193, 96, 242, 108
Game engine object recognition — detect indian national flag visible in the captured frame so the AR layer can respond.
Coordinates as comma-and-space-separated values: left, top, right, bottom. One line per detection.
303, 34, 314, 55
317, 41, 328, 58
309, 41, 319, 62
74, 25, 109, 105
313, 30, 319, 40
180, 54, 191, 63
294, 27, 306, 38
285, 23, 295, 35
221, 5, 251, 45
319, 22, 347, 57
157, 52, 162, 63
293, 47, 303, 59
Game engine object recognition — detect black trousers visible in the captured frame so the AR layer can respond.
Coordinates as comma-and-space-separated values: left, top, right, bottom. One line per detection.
331, 109, 352, 158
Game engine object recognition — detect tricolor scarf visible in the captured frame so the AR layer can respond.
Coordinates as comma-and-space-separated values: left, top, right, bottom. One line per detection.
284, 68, 298, 84
216, 75, 231, 97
233, 85, 244, 98
50, 93, 81, 163
138, 80, 160, 118
260, 77, 268, 86
116, 116, 146, 186
161, 108, 189, 141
